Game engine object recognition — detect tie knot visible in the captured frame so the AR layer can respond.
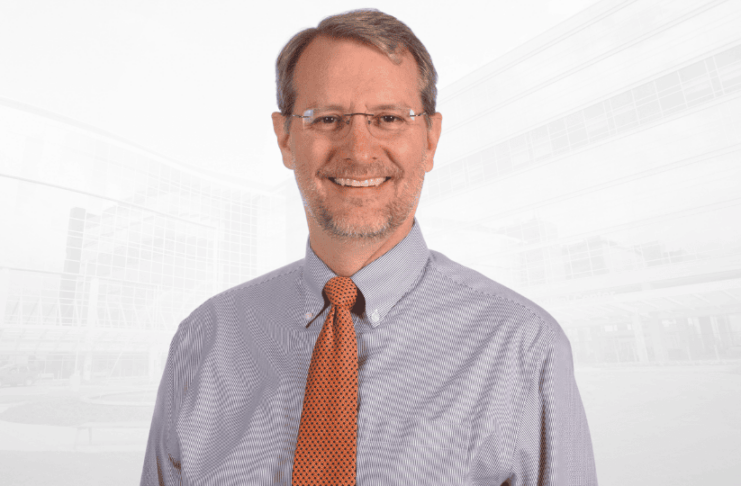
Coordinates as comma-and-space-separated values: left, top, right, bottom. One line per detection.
324, 276, 358, 309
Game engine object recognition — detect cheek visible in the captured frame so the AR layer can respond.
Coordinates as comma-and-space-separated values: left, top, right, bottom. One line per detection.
293, 138, 332, 174
392, 139, 426, 172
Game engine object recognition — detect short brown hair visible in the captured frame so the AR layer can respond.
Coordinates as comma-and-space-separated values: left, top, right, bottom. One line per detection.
275, 9, 438, 130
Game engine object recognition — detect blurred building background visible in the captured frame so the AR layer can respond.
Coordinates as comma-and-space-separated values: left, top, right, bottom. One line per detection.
0, 98, 285, 382
418, 0, 741, 365
1, 0, 741, 387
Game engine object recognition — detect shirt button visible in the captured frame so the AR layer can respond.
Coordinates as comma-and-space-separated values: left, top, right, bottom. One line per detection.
370, 310, 380, 323
305, 312, 312, 319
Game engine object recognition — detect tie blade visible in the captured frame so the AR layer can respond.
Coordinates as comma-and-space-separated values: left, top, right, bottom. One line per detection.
293, 277, 359, 485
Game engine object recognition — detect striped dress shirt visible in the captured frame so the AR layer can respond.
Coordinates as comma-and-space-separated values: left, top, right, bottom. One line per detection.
141, 218, 598, 485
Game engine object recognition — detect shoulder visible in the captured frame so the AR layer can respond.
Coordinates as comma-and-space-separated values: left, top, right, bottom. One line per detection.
170, 258, 304, 345
209, 258, 304, 306
428, 250, 576, 391
197, 258, 303, 311
427, 250, 562, 342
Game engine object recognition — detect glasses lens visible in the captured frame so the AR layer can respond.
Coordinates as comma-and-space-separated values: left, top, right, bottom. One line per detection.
302, 109, 344, 132
368, 109, 415, 136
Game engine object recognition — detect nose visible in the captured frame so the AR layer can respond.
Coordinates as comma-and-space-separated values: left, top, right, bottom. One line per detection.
341, 114, 375, 163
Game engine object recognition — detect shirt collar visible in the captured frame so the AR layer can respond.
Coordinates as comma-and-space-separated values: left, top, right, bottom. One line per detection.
301, 218, 430, 329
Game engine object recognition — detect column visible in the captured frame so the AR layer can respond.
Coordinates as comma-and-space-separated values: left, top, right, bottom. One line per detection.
83, 277, 99, 382
148, 342, 162, 383
632, 314, 649, 362
0, 268, 9, 325
648, 320, 668, 363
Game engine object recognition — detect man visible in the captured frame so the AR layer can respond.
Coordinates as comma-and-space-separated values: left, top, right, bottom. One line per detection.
141, 9, 598, 486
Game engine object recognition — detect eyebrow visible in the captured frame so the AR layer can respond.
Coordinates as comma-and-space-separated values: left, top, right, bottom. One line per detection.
309, 104, 409, 113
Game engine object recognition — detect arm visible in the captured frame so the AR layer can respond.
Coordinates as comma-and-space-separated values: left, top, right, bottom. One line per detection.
511, 326, 598, 485
140, 332, 183, 486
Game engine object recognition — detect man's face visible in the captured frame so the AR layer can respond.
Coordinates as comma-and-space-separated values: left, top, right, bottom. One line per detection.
273, 36, 442, 244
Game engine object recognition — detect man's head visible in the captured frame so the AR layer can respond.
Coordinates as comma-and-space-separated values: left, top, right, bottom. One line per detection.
275, 9, 438, 132
271, 9, 442, 246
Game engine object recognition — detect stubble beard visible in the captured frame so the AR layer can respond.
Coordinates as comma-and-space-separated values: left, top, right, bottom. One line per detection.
294, 155, 427, 247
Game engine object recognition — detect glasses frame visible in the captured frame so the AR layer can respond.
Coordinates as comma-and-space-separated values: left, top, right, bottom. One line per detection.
287, 108, 427, 138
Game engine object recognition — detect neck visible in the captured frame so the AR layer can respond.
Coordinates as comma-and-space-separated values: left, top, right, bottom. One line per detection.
306, 214, 415, 277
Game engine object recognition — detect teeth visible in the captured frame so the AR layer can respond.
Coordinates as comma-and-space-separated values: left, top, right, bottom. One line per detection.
333, 177, 386, 187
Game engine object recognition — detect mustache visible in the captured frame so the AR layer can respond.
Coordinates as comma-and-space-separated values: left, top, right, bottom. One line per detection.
317, 164, 402, 179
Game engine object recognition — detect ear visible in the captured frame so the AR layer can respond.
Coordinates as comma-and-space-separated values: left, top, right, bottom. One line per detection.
272, 112, 295, 170
423, 112, 442, 173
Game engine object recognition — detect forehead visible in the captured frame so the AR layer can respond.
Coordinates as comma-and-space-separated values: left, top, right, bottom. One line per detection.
292, 36, 421, 109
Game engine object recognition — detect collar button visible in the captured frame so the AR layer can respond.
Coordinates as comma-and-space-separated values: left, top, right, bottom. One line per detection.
370, 310, 380, 323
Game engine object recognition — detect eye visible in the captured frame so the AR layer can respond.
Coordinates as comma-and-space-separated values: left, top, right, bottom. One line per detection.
312, 115, 346, 130
307, 114, 343, 130
379, 115, 403, 124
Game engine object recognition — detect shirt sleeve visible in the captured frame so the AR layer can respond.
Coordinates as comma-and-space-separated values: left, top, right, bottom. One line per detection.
510, 325, 598, 485
140, 330, 183, 486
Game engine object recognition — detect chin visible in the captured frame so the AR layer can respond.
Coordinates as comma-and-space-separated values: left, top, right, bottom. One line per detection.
318, 211, 397, 242
329, 220, 392, 241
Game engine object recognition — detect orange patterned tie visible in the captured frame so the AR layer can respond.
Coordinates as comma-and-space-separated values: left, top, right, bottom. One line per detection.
293, 276, 359, 486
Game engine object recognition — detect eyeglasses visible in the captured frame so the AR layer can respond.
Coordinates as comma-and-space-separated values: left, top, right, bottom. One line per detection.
289, 107, 426, 139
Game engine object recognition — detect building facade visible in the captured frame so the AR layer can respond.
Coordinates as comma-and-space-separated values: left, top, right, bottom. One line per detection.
0, 99, 285, 382
418, 0, 741, 365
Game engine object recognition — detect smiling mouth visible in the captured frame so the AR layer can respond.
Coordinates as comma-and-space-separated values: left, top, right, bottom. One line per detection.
329, 177, 390, 187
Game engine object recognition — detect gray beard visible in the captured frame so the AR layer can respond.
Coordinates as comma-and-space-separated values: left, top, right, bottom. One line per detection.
296, 156, 426, 246
313, 192, 408, 243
